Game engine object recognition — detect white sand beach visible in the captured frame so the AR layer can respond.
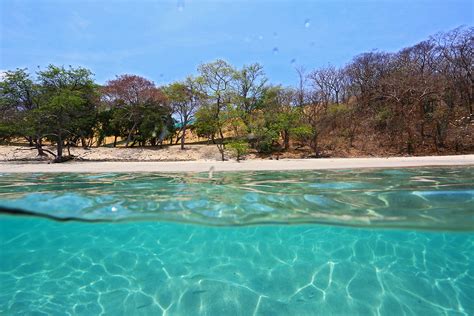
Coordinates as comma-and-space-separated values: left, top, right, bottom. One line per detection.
0, 154, 473, 173
0, 144, 224, 162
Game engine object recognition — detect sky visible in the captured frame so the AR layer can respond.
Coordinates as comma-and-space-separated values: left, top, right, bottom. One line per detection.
1, 0, 472, 86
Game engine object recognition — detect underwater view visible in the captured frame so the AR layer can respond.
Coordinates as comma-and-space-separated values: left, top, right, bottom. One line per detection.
0, 167, 473, 315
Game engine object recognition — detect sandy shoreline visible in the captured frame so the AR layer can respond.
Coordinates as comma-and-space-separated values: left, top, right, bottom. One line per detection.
0, 155, 473, 173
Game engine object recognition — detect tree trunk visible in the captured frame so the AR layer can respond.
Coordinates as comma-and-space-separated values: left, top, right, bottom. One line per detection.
113, 136, 117, 147
283, 130, 290, 150
219, 128, 224, 142
125, 132, 133, 147
311, 132, 318, 157
407, 130, 414, 155
181, 126, 186, 150
34, 138, 46, 157
26, 136, 33, 147
216, 142, 225, 161
56, 134, 63, 161
174, 127, 183, 145
418, 102, 426, 145
468, 71, 473, 120
125, 123, 138, 147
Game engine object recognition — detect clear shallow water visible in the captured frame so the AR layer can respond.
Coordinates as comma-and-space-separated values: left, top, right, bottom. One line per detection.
0, 167, 473, 315
1, 218, 473, 315
0, 167, 473, 230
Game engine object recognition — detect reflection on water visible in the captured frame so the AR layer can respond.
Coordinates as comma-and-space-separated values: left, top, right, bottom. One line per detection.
0, 167, 473, 230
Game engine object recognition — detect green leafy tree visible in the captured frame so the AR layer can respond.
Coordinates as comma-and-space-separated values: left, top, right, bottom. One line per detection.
96, 108, 123, 147
261, 86, 302, 150
0, 69, 43, 151
165, 77, 203, 149
233, 63, 267, 133
197, 60, 235, 142
1, 66, 98, 161
227, 139, 249, 162
194, 105, 220, 143
35, 65, 98, 161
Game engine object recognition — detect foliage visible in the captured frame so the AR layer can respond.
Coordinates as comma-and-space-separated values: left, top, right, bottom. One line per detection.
227, 140, 249, 161
1, 26, 473, 160
194, 105, 220, 141
290, 125, 313, 147
0, 65, 98, 160
164, 77, 202, 149
233, 63, 267, 132
102, 74, 172, 147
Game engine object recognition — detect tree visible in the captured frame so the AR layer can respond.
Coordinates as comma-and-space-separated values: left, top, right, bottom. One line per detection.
269, 87, 301, 150
96, 108, 122, 147
0, 69, 45, 154
250, 86, 302, 152
295, 65, 308, 107
432, 26, 474, 119
194, 60, 236, 160
308, 64, 346, 105
35, 65, 98, 161
194, 105, 220, 143
0, 66, 98, 161
102, 74, 171, 147
197, 60, 235, 142
227, 140, 249, 161
233, 63, 267, 133
165, 77, 202, 149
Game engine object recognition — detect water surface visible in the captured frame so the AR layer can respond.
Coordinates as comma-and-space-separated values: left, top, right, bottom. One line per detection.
0, 167, 473, 315
0, 167, 473, 230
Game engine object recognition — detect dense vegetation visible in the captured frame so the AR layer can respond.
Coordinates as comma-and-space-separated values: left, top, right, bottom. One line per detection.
1, 26, 472, 161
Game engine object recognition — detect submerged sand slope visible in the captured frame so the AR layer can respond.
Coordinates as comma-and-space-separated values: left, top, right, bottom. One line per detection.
0, 155, 473, 173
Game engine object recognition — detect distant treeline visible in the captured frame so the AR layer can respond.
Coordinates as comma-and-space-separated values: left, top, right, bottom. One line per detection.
1, 26, 472, 161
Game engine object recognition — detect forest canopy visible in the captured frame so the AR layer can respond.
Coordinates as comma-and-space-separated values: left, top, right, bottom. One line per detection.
1, 26, 472, 161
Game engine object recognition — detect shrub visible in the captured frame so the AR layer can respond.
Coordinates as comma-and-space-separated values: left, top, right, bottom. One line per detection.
227, 140, 249, 161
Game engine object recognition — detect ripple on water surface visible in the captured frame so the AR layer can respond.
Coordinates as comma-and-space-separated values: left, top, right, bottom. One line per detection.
0, 167, 473, 230
0, 167, 473, 315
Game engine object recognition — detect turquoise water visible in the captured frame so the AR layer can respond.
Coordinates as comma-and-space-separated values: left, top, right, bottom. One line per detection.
0, 168, 473, 315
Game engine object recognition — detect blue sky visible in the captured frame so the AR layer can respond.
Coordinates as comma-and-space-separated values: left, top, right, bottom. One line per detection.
1, 0, 472, 86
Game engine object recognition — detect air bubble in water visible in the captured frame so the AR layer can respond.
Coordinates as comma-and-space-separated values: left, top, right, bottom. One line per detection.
272, 47, 279, 54
304, 19, 311, 28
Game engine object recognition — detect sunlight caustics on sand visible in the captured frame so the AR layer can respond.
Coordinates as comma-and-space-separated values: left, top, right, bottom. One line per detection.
0, 167, 473, 315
